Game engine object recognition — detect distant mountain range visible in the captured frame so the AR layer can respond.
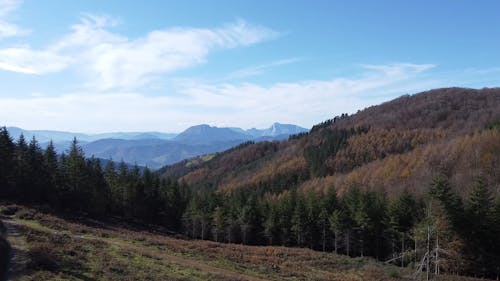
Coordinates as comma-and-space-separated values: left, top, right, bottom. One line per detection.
6, 123, 308, 169
6, 127, 177, 143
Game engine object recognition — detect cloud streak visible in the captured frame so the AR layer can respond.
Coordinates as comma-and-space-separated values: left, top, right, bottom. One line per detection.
0, 15, 278, 89
0, 0, 29, 39
227, 57, 304, 79
0, 63, 441, 132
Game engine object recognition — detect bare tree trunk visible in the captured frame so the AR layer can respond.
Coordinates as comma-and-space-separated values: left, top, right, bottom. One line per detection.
346, 231, 350, 256
392, 238, 395, 260
427, 226, 430, 281
334, 230, 338, 254
322, 223, 326, 252
401, 233, 404, 267
415, 236, 417, 265
360, 237, 364, 257
435, 231, 439, 275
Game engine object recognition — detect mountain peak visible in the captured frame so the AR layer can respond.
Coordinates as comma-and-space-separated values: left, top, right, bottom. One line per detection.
174, 124, 250, 145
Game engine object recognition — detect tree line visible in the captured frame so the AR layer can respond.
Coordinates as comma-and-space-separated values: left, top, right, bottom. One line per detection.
1, 126, 500, 278
183, 177, 500, 279
0, 127, 189, 229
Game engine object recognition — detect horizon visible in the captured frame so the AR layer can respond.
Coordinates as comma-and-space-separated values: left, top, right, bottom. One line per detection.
1, 0, 500, 132
6, 120, 310, 135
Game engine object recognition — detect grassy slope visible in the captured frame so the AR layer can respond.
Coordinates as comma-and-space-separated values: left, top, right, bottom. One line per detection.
0, 219, 9, 280
0, 204, 486, 281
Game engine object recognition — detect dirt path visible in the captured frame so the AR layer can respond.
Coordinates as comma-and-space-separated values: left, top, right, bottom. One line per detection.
4, 221, 30, 281
5, 219, 270, 281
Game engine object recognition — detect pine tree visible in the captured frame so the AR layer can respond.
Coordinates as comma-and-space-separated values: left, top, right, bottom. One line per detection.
63, 138, 88, 211
44, 141, 59, 197
86, 157, 109, 216
239, 196, 259, 245
342, 186, 361, 256
329, 209, 344, 254
429, 175, 464, 228
264, 202, 280, 245
26, 136, 47, 203
212, 206, 226, 242
0, 127, 16, 198
278, 191, 296, 246
364, 191, 389, 260
15, 134, 29, 199
291, 194, 307, 246
104, 160, 120, 212
466, 176, 496, 277
305, 192, 321, 249
468, 177, 493, 221
388, 191, 421, 262
318, 208, 328, 252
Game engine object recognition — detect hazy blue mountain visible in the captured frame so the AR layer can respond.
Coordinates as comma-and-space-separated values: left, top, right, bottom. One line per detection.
8, 122, 309, 169
78, 138, 243, 168
173, 124, 252, 145
244, 122, 308, 137
7, 127, 91, 143
90, 132, 176, 140
6, 127, 177, 143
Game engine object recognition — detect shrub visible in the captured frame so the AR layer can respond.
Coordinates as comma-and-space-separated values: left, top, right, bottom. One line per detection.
29, 242, 59, 271
0, 220, 5, 235
0, 236, 10, 279
15, 209, 37, 220
0, 205, 19, 216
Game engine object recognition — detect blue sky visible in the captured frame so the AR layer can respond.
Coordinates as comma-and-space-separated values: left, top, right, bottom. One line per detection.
1, 0, 499, 133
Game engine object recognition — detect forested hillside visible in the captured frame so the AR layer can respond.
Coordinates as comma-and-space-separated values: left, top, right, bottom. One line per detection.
159, 87, 500, 279
1, 87, 500, 279
161, 87, 500, 196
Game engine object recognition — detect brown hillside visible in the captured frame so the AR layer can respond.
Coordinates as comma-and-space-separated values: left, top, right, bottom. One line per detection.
334, 87, 500, 132
161, 87, 500, 197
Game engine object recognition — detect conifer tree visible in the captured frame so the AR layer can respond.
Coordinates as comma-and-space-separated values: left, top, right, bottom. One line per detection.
466, 176, 496, 277
44, 141, 59, 195
329, 209, 344, 254
0, 127, 16, 198
212, 206, 226, 242
264, 201, 281, 245
27, 136, 47, 203
291, 194, 307, 246
15, 134, 30, 199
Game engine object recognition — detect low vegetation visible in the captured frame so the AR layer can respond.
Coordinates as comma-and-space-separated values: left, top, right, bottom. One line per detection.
0, 204, 420, 281
0, 219, 9, 280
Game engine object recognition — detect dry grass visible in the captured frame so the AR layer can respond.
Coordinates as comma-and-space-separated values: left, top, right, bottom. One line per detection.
1, 204, 489, 281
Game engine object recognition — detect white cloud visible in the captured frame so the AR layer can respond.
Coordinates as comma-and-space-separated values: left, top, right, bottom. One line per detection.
0, 47, 71, 74
0, 0, 29, 39
0, 63, 440, 132
227, 57, 304, 79
0, 15, 278, 89
176, 63, 439, 128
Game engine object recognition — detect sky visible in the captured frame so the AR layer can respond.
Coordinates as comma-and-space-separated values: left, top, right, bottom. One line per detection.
1, 0, 500, 133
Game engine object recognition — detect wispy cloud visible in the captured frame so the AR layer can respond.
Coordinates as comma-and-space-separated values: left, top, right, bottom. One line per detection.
0, 63, 441, 132
228, 57, 304, 79
0, 15, 278, 90
0, 47, 71, 74
0, 0, 29, 39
